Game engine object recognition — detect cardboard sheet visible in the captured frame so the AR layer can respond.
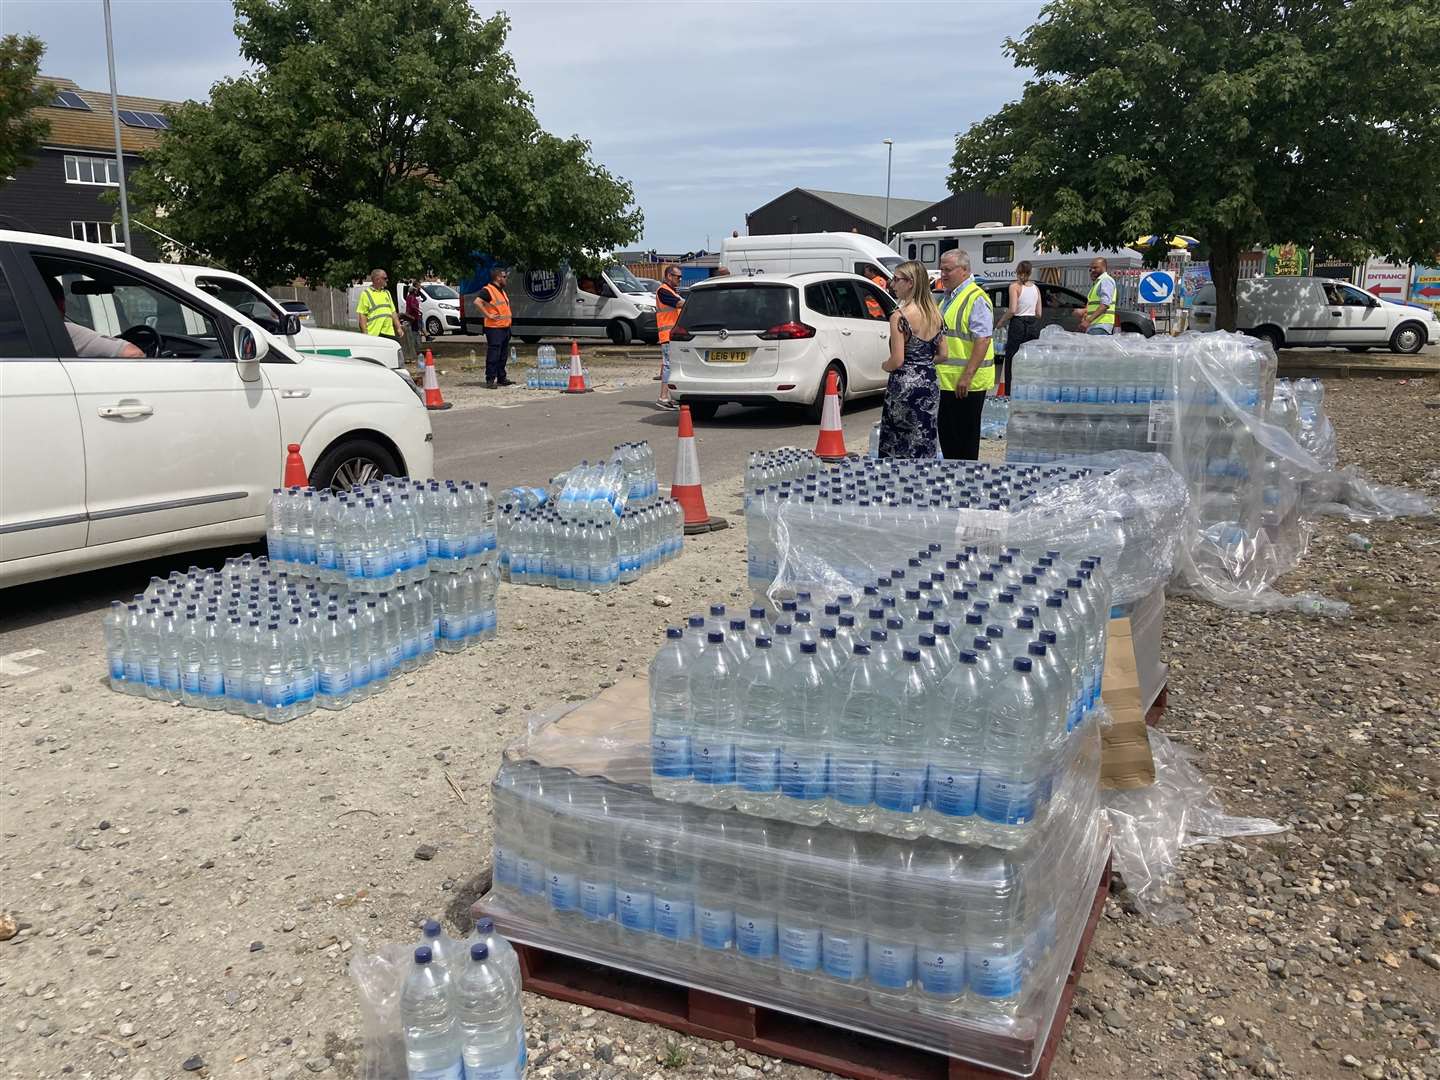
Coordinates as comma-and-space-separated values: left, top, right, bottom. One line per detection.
1100, 615, 1158, 790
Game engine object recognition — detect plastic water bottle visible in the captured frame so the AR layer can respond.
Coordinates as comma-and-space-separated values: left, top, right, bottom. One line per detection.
468, 917, 526, 1069
735, 637, 785, 817
873, 649, 930, 835
926, 649, 991, 843
867, 838, 920, 1011
976, 656, 1047, 846
818, 831, 868, 1003
732, 817, 779, 972
914, 842, 967, 1018
777, 640, 830, 825
197, 613, 227, 710
454, 943, 520, 1080
777, 825, 825, 991
828, 642, 888, 830
694, 811, 737, 973
688, 632, 738, 807
120, 603, 147, 696
400, 946, 461, 1079
651, 805, 697, 962
314, 611, 353, 710
649, 627, 692, 802
103, 600, 128, 692
965, 851, 1026, 1009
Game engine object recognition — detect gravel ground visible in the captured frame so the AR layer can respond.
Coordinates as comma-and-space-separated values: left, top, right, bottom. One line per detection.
423, 348, 661, 410
1, 377, 1436, 1080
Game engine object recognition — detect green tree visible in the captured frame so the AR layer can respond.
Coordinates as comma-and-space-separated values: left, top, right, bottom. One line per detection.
950, 0, 1440, 333
0, 35, 51, 184
128, 0, 642, 286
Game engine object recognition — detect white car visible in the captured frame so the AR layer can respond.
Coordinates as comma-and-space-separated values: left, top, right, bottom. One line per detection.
150, 264, 405, 369
0, 229, 434, 589
667, 272, 895, 421
1191, 276, 1439, 354
411, 281, 463, 337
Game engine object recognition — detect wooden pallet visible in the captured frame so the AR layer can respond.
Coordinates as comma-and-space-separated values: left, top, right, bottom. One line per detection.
496, 857, 1110, 1080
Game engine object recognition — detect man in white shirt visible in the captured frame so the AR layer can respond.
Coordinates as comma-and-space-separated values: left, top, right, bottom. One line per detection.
46, 276, 144, 358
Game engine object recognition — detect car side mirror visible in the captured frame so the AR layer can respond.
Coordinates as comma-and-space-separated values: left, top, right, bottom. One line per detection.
282, 313, 302, 336
234, 324, 268, 379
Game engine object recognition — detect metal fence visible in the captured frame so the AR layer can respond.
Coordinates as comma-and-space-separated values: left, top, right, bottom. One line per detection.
266, 283, 358, 330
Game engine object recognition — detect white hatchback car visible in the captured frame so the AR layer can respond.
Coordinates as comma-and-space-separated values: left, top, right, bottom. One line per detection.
0, 230, 434, 588
667, 272, 895, 421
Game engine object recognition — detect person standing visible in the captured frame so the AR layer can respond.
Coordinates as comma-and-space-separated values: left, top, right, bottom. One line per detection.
356, 269, 401, 351
934, 249, 995, 461
1079, 257, 1116, 334
878, 261, 942, 459
996, 260, 1042, 392
476, 266, 514, 389
654, 264, 684, 410
404, 285, 424, 364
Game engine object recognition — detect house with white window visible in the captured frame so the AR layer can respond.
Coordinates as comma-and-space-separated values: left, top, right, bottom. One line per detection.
0, 75, 174, 259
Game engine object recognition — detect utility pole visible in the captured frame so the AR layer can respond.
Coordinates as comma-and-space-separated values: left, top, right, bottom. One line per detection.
882, 139, 894, 245
103, 0, 133, 254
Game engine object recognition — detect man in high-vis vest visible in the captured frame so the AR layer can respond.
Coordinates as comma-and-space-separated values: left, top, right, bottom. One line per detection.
476, 266, 514, 389
653, 264, 684, 410
1079, 257, 1117, 334
935, 249, 995, 461
356, 268, 400, 344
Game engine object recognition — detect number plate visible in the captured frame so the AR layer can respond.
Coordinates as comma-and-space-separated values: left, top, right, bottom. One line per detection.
707, 349, 751, 364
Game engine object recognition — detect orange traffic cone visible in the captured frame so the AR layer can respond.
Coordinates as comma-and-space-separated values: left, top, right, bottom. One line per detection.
283, 443, 308, 488
813, 369, 848, 461
562, 340, 591, 394
671, 405, 727, 534
422, 349, 452, 411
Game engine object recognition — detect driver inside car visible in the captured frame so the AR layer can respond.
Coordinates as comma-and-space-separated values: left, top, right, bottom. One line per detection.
46, 275, 144, 358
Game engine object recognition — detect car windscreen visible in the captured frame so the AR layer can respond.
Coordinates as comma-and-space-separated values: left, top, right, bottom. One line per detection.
605, 264, 649, 294
879, 255, 903, 272
677, 284, 798, 331
423, 283, 458, 300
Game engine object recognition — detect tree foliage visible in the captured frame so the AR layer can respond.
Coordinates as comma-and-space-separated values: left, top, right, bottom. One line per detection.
0, 35, 51, 184
950, 0, 1440, 331
129, 0, 642, 286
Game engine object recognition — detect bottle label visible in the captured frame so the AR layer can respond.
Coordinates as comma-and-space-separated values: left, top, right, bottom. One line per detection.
821, 931, 866, 982
616, 887, 654, 932
181, 668, 201, 694
362, 552, 391, 580
318, 667, 352, 695
371, 654, 388, 682
262, 680, 296, 708
493, 845, 518, 888
779, 923, 821, 971
875, 765, 927, 814
653, 893, 695, 941
867, 938, 916, 989
403, 635, 421, 660
735, 913, 777, 960
109, 656, 126, 680
691, 741, 735, 786
124, 659, 143, 684
388, 642, 403, 668
830, 757, 876, 806
410, 1063, 462, 1080
580, 878, 615, 921
463, 1063, 511, 1080
142, 660, 162, 687
159, 663, 181, 692
439, 616, 466, 642
918, 948, 966, 996
317, 544, 338, 571
651, 735, 691, 779
977, 774, 1039, 826
548, 870, 580, 912
518, 857, 546, 897
737, 748, 779, 793
350, 661, 371, 689
698, 905, 734, 951
422, 628, 437, 653
926, 766, 980, 817
409, 539, 427, 569
968, 949, 1025, 999
440, 538, 465, 560
293, 671, 316, 702
779, 753, 827, 801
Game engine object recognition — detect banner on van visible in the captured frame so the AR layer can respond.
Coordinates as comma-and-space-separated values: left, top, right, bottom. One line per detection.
1410, 266, 1440, 316
524, 269, 564, 303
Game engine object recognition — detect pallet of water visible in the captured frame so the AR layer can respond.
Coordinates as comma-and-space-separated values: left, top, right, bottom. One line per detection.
101, 555, 497, 720
649, 548, 1111, 847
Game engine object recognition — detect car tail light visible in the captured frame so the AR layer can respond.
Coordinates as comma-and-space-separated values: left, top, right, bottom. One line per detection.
758, 322, 816, 340
669, 326, 693, 341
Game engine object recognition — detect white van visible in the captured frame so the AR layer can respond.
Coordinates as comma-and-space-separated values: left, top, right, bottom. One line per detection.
462, 263, 659, 345
399, 280, 462, 337
892, 224, 1140, 283
150, 264, 405, 369
1191, 276, 1438, 354
722, 232, 902, 281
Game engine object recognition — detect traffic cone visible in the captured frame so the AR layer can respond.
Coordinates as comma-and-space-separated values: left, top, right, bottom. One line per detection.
422, 349, 452, 410
283, 443, 308, 488
562, 340, 591, 394
813, 369, 848, 461
671, 405, 727, 535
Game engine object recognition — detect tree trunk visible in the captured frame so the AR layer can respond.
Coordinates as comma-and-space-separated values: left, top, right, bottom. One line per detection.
1210, 231, 1242, 333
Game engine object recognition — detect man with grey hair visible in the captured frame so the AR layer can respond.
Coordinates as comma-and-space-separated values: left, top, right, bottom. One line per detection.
933, 249, 995, 460
356, 268, 400, 343
1080, 257, 1116, 334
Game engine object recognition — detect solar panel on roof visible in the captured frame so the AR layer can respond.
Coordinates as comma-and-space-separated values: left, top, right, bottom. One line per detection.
117, 110, 147, 128
52, 90, 92, 111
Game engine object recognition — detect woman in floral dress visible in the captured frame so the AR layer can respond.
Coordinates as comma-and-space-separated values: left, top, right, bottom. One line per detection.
878, 260, 942, 459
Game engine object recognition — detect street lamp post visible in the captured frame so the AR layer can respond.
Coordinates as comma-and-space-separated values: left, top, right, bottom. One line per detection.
882, 138, 894, 244
103, 0, 133, 254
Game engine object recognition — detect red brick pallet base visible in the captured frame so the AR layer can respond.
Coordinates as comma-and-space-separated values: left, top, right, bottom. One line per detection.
504, 857, 1110, 1080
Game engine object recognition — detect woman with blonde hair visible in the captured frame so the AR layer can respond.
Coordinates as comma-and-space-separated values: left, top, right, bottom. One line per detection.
878, 260, 942, 459
997, 260, 1042, 392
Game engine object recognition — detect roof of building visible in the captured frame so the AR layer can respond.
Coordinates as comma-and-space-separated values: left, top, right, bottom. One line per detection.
32, 75, 179, 155
751, 188, 937, 229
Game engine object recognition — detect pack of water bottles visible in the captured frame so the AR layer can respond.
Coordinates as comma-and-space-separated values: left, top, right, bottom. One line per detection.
102, 554, 497, 720
266, 476, 496, 592
349, 917, 527, 1080
648, 549, 1112, 847
497, 442, 685, 589
524, 342, 589, 389
980, 395, 1009, 440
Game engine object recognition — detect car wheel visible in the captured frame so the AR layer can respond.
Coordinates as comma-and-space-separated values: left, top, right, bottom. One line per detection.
425, 315, 443, 337
606, 319, 634, 346
1345, 346, 1371, 353
1389, 323, 1425, 355
686, 401, 721, 422
1253, 325, 1283, 353
806, 362, 845, 425
310, 437, 401, 493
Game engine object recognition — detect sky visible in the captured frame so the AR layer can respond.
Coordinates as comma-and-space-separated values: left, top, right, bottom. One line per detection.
1, 0, 1045, 251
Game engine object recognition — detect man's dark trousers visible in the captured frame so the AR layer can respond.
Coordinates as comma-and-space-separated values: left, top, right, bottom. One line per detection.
484, 327, 510, 384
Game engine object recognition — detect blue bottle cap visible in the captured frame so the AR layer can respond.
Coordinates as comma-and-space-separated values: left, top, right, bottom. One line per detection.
666, 627, 683, 639
470, 942, 489, 961
1014, 657, 1033, 672
414, 946, 433, 964
869, 629, 887, 643
959, 650, 978, 664
1028, 641, 1047, 656
852, 643, 871, 656
754, 636, 772, 648
800, 641, 817, 654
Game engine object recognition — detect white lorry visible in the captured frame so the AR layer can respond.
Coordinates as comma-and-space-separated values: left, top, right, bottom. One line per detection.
461, 263, 659, 345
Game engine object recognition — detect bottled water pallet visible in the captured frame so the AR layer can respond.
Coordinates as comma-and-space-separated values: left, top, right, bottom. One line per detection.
479, 855, 1109, 1080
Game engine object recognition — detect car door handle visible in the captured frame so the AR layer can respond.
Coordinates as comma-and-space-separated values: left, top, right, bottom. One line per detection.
1331, 311, 1343, 316
840, 329, 852, 336
97, 400, 153, 419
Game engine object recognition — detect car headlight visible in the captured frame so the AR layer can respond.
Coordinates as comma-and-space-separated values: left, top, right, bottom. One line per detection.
396, 367, 425, 403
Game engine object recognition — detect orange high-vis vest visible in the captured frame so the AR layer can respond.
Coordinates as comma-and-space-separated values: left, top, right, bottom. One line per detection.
655, 283, 683, 343
478, 283, 512, 329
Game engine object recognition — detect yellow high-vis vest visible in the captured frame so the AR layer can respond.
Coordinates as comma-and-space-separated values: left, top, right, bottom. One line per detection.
1086, 273, 1116, 330
936, 279, 996, 393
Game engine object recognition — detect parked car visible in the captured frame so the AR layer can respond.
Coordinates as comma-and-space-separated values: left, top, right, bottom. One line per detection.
0, 229, 434, 588
407, 281, 462, 337
1191, 277, 1438, 354
983, 279, 1156, 341
279, 299, 312, 323
152, 264, 405, 369
667, 272, 895, 422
